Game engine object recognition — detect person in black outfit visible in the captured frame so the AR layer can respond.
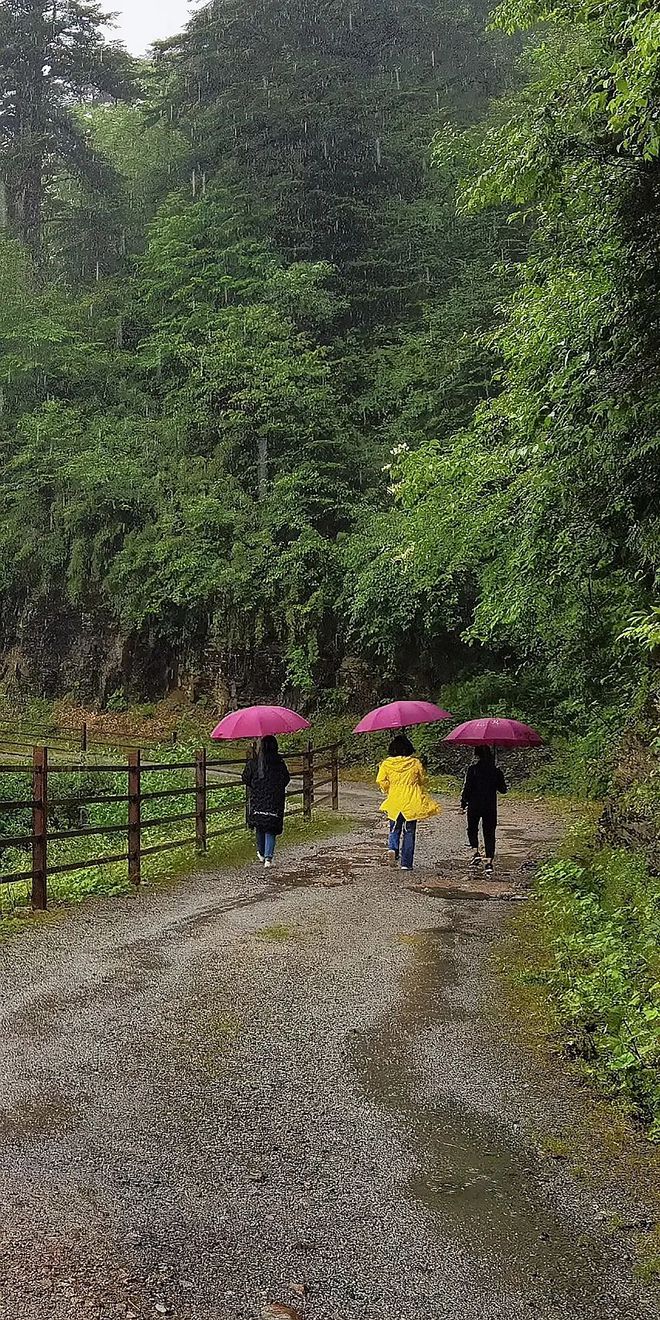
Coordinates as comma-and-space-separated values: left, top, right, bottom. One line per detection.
242, 735, 291, 868
460, 746, 507, 874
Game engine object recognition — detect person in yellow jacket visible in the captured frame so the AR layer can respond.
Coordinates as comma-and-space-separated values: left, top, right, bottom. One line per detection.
376, 735, 440, 871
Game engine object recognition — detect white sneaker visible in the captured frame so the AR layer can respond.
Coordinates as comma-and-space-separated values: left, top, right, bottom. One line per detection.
264, 859, 273, 869
257, 853, 265, 863
387, 849, 398, 866
401, 865, 412, 871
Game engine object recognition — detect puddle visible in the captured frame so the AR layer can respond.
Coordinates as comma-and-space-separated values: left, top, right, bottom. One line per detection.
270, 849, 364, 890
411, 881, 522, 901
349, 922, 611, 1302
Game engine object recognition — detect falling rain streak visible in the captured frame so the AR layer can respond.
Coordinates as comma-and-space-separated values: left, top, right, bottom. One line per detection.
0, 0, 515, 711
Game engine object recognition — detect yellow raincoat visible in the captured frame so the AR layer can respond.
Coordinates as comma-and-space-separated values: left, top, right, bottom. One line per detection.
376, 756, 440, 822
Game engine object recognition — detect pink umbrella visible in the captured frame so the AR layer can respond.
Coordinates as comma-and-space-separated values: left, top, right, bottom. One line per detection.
444, 717, 544, 748
211, 705, 311, 741
354, 700, 452, 735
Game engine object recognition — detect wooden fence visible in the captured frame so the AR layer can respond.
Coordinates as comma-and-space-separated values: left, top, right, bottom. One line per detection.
0, 721, 178, 759
0, 743, 340, 911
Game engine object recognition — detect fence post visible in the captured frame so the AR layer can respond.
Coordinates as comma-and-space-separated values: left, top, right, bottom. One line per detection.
331, 743, 340, 812
81, 721, 88, 753
32, 747, 48, 911
302, 748, 310, 819
308, 740, 315, 814
303, 741, 314, 820
128, 751, 141, 887
195, 748, 207, 853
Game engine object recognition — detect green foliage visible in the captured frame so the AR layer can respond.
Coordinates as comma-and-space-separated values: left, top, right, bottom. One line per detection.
50, 103, 187, 281
0, 190, 364, 697
0, 0, 136, 259
0, 745, 246, 915
528, 729, 614, 799
0, 0, 511, 707
0, 0, 657, 742
533, 843, 660, 1137
155, 0, 503, 326
0, 0, 657, 1154
621, 609, 660, 654
348, 0, 660, 730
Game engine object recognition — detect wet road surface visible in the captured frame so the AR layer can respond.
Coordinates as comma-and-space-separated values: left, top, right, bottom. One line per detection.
0, 789, 656, 1319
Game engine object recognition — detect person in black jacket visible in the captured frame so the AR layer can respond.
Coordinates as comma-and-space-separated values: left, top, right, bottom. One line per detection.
242, 735, 291, 868
460, 746, 507, 874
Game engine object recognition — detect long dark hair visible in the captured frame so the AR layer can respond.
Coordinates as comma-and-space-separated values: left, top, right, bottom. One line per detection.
389, 734, 416, 757
257, 734, 280, 779
475, 745, 494, 764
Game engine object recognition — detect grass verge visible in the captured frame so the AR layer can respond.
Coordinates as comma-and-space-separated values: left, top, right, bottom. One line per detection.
501, 810, 660, 1138
498, 809, 660, 1280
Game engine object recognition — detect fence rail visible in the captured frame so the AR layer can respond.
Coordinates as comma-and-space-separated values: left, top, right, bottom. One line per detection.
0, 721, 180, 757
0, 742, 340, 910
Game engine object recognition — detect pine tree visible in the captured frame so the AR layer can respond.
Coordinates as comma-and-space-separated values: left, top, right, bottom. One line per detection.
156, 0, 502, 324
0, 0, 135, 260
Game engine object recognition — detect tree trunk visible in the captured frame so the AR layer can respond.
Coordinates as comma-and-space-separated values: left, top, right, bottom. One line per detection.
13, 4, 46, 263
257, 433, 268, 501
17, 152, 44, 264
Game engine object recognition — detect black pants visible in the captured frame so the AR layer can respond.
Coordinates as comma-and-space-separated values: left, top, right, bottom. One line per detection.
467, 807, 497, 859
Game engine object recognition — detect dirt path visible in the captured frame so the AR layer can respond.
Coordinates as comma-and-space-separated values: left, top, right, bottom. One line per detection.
0, 789, 656, 1320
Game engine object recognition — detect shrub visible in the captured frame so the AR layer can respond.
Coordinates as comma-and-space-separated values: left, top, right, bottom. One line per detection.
535, 846, 660, 1138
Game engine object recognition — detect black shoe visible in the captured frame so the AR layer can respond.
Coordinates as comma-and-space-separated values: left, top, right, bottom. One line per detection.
485, 862, 494, 875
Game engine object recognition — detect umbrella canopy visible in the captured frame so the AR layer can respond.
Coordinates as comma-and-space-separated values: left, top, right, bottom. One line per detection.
444, 717, 544, 748
354, 700, 452, 735
211, 706, 311, 741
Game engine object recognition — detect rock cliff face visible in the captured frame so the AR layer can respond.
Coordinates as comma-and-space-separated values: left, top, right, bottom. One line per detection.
0, 600, 294, 709
0, 600, 168, 705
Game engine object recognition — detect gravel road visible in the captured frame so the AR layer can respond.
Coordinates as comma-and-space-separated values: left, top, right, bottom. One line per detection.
0, 787, 656, 1320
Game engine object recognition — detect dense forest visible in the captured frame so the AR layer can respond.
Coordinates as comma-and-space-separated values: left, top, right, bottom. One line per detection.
0, 0, 658, 743
1, 0, 658, 1138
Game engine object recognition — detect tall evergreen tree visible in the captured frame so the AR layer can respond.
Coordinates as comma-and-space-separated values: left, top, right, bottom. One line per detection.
0, 0, 135, 260
156, 0, 504, 324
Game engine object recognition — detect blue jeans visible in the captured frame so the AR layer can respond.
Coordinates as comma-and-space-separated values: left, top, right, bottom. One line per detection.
389, 815, 417, 869
256, 827, 277, 862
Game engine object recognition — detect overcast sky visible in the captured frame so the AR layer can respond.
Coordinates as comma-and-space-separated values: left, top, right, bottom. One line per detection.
109, 0, 195, 55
